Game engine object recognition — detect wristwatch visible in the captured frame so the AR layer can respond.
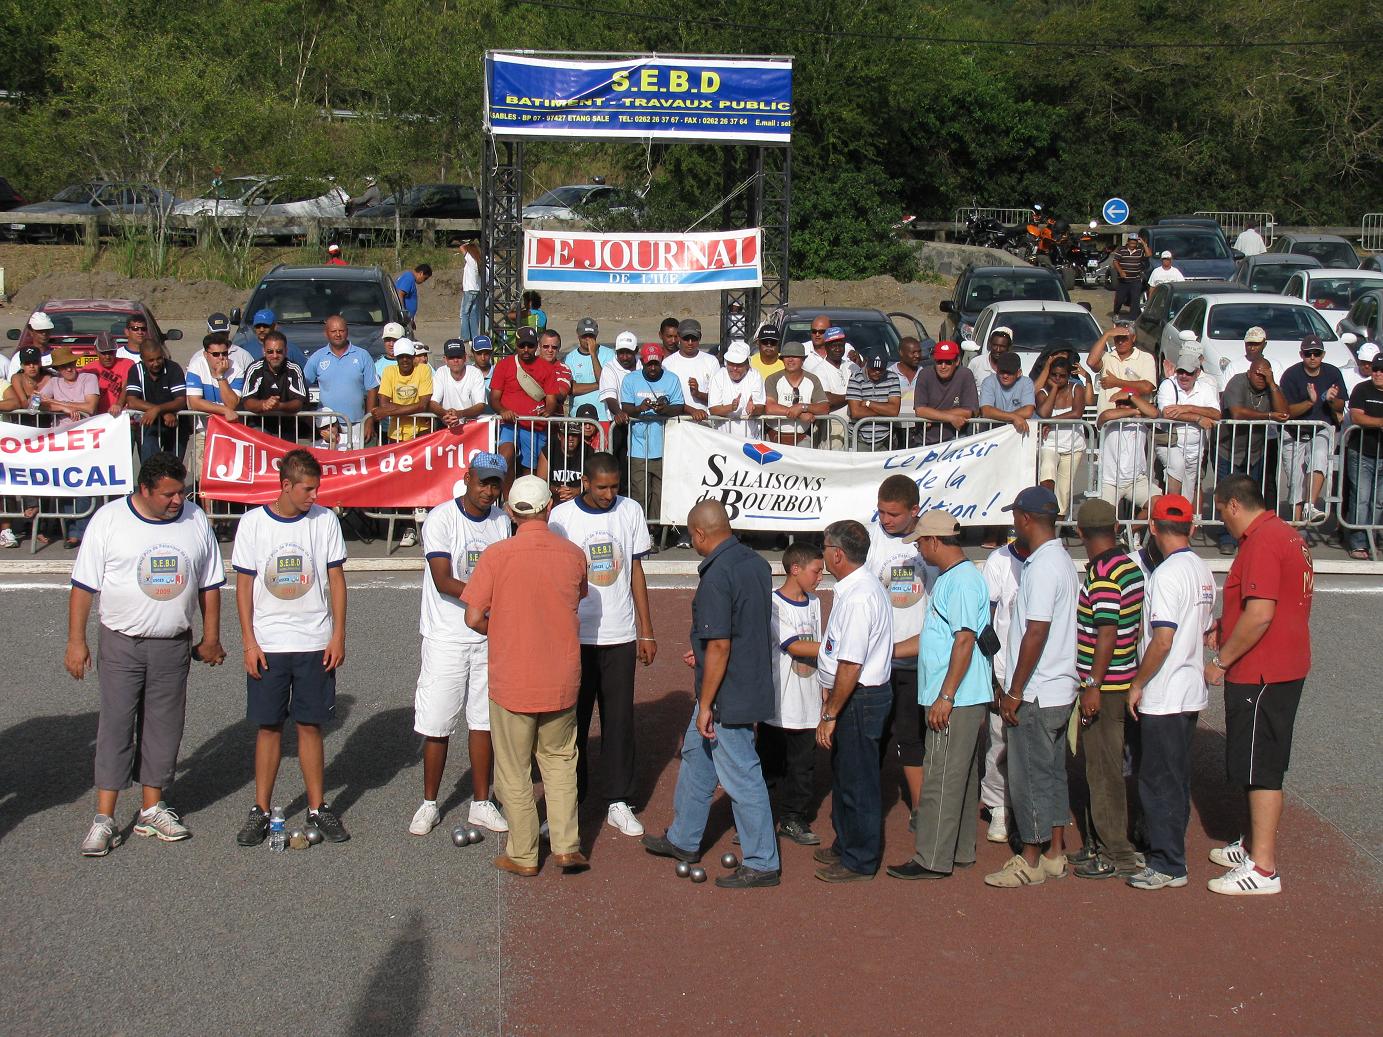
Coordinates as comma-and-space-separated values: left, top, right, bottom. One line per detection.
939, 693, 955, 704
820, 711, 837, 723
1209, 655, 1225, 670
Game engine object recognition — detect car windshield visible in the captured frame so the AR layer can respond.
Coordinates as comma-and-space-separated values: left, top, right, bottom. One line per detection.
963, 274, 1064, 310
1305, 277, 1383, 310
206, 178, 261, 201
1296, 242, 1357, 267
990, 312, 1101, 352
51, 184, 98, 203
249, 280, 388, 324
531, 187, 589, 208
396, 186, 446, 206
1167, 284, 1224, 318
782, 318, 901, 361
1207, 303, 1337, 342
1249, 262, 1313, 292
1150, 230, 1230, 260
40, 311, 138, 336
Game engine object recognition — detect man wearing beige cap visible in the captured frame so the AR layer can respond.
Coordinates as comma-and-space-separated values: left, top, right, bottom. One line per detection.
464, 475, 590, 875
1223, 325, 1270, 382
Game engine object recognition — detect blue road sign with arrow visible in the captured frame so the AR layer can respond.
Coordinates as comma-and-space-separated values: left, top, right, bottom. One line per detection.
1102, 197, 1130, 226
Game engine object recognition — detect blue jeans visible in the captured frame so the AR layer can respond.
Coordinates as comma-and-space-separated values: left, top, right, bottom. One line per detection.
1345, 449, 1383, 551
60, 496, 92, 540
1215, 455, 1265, 547
1008, 700, 1074, 846
667, 704, 780, 872
829, 682, 891, 875
459, 291, 480, 341
1138, 711, 1197, 878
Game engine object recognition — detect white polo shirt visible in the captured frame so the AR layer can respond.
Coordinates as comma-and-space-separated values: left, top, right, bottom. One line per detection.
865, 520, 937, 661
818, 564, 893, 689
420, 498, 510, 643
1139, 547, 1216, 715
550, 494, 652, 645
983, 544, 1024, 686
230, 503, 346, 652
1006, 537, 1079, 706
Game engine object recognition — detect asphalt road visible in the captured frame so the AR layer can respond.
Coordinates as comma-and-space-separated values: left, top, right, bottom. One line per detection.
1, 573, 1378, 1035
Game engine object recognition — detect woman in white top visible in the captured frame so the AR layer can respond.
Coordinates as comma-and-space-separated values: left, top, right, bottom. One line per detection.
1034, 353, 1088, 515
458, 241, 482, 342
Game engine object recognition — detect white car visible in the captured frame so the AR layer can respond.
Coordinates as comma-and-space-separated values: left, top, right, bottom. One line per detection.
172, 176, 348, 238
1279, 268, 1383, 331
964, 299, 1103, 374
1164, 292, 1352, 390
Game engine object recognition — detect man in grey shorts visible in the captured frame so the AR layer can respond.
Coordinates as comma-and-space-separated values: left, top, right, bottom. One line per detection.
66, 452, 227, 857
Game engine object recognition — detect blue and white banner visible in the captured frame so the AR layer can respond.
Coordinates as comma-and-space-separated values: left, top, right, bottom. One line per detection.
524, 228, 762, 292
0, 412, 134, 497
661, 422, 1036, 530
486, 53, 793, 143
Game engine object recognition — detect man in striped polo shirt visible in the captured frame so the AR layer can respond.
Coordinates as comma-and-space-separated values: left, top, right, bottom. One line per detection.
847, 354, 902, 449
1073, 498, 1145, 879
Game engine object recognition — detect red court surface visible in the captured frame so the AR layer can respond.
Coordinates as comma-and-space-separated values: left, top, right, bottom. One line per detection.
501, 591, 1377, 1035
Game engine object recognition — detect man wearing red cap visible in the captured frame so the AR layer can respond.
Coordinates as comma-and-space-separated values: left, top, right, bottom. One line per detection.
1125, 495, 1215, 890
912, 341, 978, 445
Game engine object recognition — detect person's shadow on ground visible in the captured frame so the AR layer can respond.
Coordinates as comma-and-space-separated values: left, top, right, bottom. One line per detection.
346, 908, 431, 1037
0, 711, 99, 842
289, 703, 415, 818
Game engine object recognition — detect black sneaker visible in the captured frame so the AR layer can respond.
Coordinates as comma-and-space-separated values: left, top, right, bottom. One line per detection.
640, 832, 700, 863
236, 805, 269, 847
777, 817, 822, 846
715, 865, 781, 889
308, 805, 350, 843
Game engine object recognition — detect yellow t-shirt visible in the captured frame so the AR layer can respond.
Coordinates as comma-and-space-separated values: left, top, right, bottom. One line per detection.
379, 363, 434, 440
751, 354, 784, 380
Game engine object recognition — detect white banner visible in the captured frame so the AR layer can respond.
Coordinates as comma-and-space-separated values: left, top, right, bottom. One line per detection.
661, 422, 1037, 530
0, 413, 134, 497
523, 228, 762, 292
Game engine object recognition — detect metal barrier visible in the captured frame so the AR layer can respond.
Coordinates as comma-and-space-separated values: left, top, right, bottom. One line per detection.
952, 206, 1031, 231
1033, 418, 1099, 525
0, 409, 116, 552
1195, 210, 1276, 245
1335, 425, 1383, 558
1362, 213, 1383, 254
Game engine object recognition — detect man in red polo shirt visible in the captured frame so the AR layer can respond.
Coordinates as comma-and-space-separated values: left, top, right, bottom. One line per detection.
488, 326, 558, 485
93, 337, 134, 415
1204, 474, 1313, 896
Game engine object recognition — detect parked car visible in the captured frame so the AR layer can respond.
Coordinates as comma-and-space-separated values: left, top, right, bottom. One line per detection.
5, 182, 177, 243
1279, 269, 1383, 331
1133, 278, 1239, 359
965, 300, 1103, 371
172, 175, 347, 241
1135, 220, 1240, 281
522, 183, 643, 222
1266, 233, 1360, 270
1232, 252, 1322, 294
0, 176, 26, 212
1338, 289, 1383, 346
1361, 254, 1382, 273
765, 305, 929, 366
5, 299, 182, 363
1165, 292, 1349, 390
230, 264, 408, 361
938, 264, 1068, 342
351, 184, 480, 244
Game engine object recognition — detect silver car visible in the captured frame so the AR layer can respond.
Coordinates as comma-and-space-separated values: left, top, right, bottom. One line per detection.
5, 181, 177, 242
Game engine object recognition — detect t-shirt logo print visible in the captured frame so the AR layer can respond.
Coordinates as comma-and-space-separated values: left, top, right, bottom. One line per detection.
585, 536, 622, 588
137, 545, 191, 601
883, 558, 925, 608
265, 548, 312, 600
792, 628, 817, 677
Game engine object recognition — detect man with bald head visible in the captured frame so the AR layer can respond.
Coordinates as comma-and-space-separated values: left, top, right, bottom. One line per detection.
642, 500, 780, 888
304, 314, 380, 448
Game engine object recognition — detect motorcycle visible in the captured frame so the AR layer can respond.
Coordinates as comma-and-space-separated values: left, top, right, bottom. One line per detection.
957, 209, 1011, 249
1061, 220, 1110, 289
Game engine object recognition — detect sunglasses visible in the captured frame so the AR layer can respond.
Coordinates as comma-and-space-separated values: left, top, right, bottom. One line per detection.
934, 357, 958, 365
206, 350, 229, 358
680, 335, 700, 342
1302, 350, 1325, 358
810, 329, 826, 335
126, 325, 147, 332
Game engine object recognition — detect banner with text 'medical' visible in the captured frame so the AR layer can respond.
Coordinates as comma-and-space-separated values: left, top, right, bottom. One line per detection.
0, 412, 134, 497
486, 53, 793, 143
661, 421, 1036, 530
524, 228, 762, 292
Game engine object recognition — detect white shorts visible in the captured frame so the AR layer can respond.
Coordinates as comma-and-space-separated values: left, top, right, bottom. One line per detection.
1100, 475, 1155, 508
414, 636, 490, 736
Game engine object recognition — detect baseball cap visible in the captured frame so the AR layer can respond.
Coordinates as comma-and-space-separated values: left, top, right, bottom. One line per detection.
1244, 326, 1267, 344
1075, 498, 1117, 529
392, 338, 418, 357
1002, 485, 1059, 516
1150, 494, 1194, 523
866, 353, 887, 371
508, 474, 551, 515
206, 312, 231, 334
471, 334, 493, 352
822, 326, 847, 344
577, 317, 598, 337
328, 243, 341, 254
903, 510, 961, 542
253, 308, 277, 327
1358, 342, 1381, 363
1300, 333, 1325, 353
515, 327, 538, 347
1160, 250, 1173, 259
18, 347, 41, 365
639, 344, 664, 364
677, 318, 702, 340
723, 340, 751, 364
49, 346, 78, 367
614, 331, 638, 353
468, 451, 507, 482
382, 321, 406, 340
994, 351, 1022, 374
756, 322, 780, 342
990, 325, 1015, 342
27, 312, 54, 331
933, 340, 960, 361
779, 340, 807, 358
574, 403, 599, 420
1175, 350, 1201, 373
443, 338, 466, 358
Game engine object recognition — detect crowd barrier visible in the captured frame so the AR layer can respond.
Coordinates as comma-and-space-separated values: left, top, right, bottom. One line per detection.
0, 409, 113, 553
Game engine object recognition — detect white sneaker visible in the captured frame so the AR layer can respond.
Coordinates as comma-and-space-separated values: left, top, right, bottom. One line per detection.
412, 507, 429, 524
468, 798, 509, 833
132, 802, 190, 842
399, 528, 419, 548
986, 807, 1009, 843
606, 801, 644, 837
539, 820, 550, 840
0, 528, 18, 549
409, 801, 441, 836
1208, 861, 1281, 896
1209, 838, 1250, 869
81, 814, 121, 857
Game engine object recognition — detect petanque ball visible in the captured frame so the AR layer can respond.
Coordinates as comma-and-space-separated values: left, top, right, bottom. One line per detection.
675, 860, 692, 878
720, 852, 739, 869
289, 830, 310, 850
303, 825, 324, 846
452, 827, 469, 847
465, 828, 485, 845
689, 866, 707, 883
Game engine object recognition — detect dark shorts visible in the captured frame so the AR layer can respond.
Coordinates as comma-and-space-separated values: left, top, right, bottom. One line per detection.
248, 651, 337, 726
883, 665, 925, 768
1224, 679, 1304, 790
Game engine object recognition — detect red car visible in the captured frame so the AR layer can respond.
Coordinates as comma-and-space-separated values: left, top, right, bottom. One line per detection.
6, 299, 183, 368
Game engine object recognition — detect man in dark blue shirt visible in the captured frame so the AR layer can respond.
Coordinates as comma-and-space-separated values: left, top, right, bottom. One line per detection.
641, 500, 780, 888
1279, 333, 1347, 522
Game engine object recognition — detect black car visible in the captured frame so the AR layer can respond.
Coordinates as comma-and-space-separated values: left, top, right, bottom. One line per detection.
765, 306, 929, 365
0, 176, 25, 212
352, 184, 480, 244
938, 264, 1068, 343
1338, 289, 1383, 347
1133, 278, 1238, 359
229, 264, 409, 360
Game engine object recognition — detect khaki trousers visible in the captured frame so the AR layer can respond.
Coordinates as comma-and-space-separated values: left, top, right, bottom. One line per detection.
489, 700, 579, 867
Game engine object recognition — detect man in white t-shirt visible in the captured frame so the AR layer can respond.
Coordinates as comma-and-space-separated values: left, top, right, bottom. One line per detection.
1147, 251, 1186, 289
231, 450, 351, 846
409, 451, 512, 836
1126, 494, 1215, 891
550, 452, 656, 837
598, 331, 639, 468
67, 452, 226, 857
986, 486, 1079, 889
980, 540, 1025, 843
706, 339, 766, 439
660, 318, 718, 419
430, 338, 488, 427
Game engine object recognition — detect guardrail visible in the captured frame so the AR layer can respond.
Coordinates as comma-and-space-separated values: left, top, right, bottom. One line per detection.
1362, 213, 1383, 254
0, 409, 118, 552
1194, 211, 1276, 244
1, 211, 481, 246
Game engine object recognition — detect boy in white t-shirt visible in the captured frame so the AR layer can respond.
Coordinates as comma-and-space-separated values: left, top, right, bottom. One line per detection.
409, 451, 512, 837
232, 449, 350, 846
756, 542, 825, 846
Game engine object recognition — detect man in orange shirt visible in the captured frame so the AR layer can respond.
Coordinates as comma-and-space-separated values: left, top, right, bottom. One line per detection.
465, 475, 589, 876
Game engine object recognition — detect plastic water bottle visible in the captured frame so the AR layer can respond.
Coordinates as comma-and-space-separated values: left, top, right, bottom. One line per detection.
269, 807, 286, 853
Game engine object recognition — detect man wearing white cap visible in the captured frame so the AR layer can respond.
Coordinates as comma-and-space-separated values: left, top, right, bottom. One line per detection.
599, 331, 640, 469
326, 242, 347, 266
707, 340, 765, 439
8, 312, 54, 377
1148, 251, 1185, 289
373, 337, 434, 547
374, 321, 407, 378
